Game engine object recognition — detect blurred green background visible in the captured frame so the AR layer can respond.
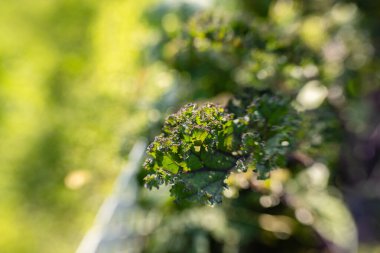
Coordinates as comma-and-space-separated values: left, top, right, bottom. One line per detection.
1, 0, 380, 253
0, 1, 165, 252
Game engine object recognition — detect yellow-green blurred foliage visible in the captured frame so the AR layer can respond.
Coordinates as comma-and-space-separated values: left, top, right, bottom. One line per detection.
0, 0, 164, 252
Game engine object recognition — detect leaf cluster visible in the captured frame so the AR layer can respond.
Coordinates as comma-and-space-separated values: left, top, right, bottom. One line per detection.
144, 94, 299, 205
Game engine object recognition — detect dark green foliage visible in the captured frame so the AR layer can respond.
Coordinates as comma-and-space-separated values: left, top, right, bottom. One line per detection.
137, 0, 380, 252
144, 95, 299, 205
151, 10, 319, 99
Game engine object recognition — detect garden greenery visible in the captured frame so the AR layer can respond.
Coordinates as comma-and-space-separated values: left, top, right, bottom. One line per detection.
134, 0, 380, 252
144, 94, 299, 204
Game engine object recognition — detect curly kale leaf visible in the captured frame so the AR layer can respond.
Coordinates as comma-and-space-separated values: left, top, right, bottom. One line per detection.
144, 95, 299, 205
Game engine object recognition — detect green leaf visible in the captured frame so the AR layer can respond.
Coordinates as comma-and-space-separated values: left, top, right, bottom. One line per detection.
162, 156, 179, 173
185, 153, 203, 170
143, 94, 299, 205
200, 150, 236, 170
171, 171, 226, 205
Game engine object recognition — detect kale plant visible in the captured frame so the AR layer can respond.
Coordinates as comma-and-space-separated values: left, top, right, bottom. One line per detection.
144, 94, 299, 205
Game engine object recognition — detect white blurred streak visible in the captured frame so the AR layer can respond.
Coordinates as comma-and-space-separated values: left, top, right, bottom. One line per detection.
76, 140, 147, 253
